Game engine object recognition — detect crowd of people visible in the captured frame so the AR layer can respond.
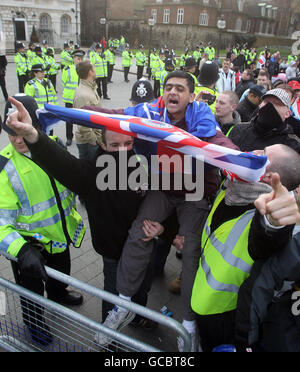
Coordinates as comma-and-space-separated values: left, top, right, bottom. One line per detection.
0, 34, 300, 353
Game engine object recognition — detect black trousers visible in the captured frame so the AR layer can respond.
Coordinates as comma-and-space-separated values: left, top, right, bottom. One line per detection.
137, 66, 144, 80
196, 310, 236, 352
49, 74, 57, 91
124, 67, 130, 82
107, 64, 114, 82
96, 77, 108, 98
65, 103, 74, 140
0, 75, 8, 101
153, 79, 160, 98
17, 74, 29, 93
12, 247, 71, 331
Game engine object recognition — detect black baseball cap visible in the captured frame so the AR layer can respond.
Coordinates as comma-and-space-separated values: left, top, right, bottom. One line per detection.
2, 95, 39, 136
130, 80, 154, 104
249, 85, 267, 98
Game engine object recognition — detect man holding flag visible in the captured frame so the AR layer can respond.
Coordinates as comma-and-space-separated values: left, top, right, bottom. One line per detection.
80, 70, 241, 350
5, 70, 269, 351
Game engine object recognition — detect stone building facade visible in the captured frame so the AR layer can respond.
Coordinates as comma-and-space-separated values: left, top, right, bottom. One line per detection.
0, 0, 80, 51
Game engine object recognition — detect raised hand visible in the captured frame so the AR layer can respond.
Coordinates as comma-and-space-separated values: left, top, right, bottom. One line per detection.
6, 97, 39, 143
255, 173, 300, 227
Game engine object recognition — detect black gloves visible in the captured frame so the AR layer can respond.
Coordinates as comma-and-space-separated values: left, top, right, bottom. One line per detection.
17, 243, 48, 281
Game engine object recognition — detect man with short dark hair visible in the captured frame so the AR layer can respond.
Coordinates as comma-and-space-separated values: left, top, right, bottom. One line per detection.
235, 69, 255, 99
73, 60, 102, 161
236, 85, 267, 122
216, 58, 236, 93
82, 70, 239, 351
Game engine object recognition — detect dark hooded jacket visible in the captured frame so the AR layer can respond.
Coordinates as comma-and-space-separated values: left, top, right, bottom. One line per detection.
229, 103, 300, 154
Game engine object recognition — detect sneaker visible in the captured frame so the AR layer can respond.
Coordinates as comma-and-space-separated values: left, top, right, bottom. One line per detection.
177, 329, 200, 352
168, 277, 181, 294
130, 315, 158, 331
94, 306, 135, 346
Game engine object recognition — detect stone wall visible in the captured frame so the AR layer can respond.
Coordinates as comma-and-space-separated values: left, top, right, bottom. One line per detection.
101, 21, 294, 52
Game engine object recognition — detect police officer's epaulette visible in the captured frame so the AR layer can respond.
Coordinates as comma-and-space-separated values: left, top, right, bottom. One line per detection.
27, 80, 35, 85
63, 66, 70, 71
0, 155, 9, 173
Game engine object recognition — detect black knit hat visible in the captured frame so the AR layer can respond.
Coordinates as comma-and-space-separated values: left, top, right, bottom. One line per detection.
198, 61, 220, 86
130, 80, 154, 104
2, 95, 39, 136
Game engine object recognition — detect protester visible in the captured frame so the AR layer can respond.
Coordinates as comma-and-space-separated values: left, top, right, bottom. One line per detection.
73, 60, 103, 162
0, 52, 8, 101
216, 58, 236, 93
235, 69, 255, 99
236, 85, 267, 122
78, 70, 239, 352
229, 88, 300, 154
214, 91, 241, 136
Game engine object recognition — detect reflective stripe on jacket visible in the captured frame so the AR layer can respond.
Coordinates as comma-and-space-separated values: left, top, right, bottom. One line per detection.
14, 52, 31, 76
24, 78, 58, 108
89, 51, 108, 77
191, 189, 254, 315
62, 65, 79, 104
0, 142, 85, 258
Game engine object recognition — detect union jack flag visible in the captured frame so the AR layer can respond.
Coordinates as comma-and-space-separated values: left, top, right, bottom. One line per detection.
37, 104, 269, 183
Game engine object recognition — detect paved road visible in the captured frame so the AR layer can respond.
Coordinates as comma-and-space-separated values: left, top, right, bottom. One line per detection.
0, 57, 184, 352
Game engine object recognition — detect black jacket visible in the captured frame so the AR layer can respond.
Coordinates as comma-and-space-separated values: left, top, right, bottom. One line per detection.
236, 96, 259, 123
235, 228, 300, 350
28, 132, 144, 260
0, 55, 7, 76
235, 80, 255, 99
229, 118, 300, 154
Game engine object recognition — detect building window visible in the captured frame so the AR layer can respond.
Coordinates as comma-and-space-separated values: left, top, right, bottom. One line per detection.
246, 20, 251, 33
61, 15, 70, 34
40, 14, 50, 31
235, 17, 242, 31
261, 6, 265, 17
259, 20, 264, 33
199, 11, 209, 26
203, 0, 209, 5
156, 0, 162, 2
272, 8, 278, 19
151, 9, 157, 23
163, 9, 170, 24
173, 0, 180, 2
177, 8, 184, 24
237, 0, 244, 12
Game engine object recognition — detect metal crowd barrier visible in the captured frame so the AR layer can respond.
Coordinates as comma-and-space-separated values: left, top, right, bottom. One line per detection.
0, 254, 191, 352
